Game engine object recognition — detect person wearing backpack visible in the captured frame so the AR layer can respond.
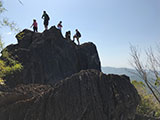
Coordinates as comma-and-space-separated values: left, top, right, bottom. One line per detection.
73, 29, 81, 45
41, 11, 50, 30
65, 31, 71, 40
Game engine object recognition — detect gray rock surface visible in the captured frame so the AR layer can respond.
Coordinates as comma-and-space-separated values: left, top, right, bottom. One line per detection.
2, 26, 101, 86
0, 70, 140, 120
0, 26, 141, 120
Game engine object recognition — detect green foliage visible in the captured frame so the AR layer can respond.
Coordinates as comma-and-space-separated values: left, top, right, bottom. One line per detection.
0, 0, 20, 32
0, 49, 23, 85
0, 0, 20, 53
132, 80, 160, 117
132, 80, 145, 88
0, 78, 4, 85
137, 94, 160, 117
0, 35, 4, 52
155, 77, 160, 86
0, 0, 22, 85
0, 60, 6, 85
1, 18, 19, 32
2, 48, 16, 65
0, 1, 5, 13
0, 1, 4, 52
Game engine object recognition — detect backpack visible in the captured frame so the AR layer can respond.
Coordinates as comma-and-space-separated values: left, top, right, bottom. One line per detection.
45, 14, 50, 21
77, 32, 81, 37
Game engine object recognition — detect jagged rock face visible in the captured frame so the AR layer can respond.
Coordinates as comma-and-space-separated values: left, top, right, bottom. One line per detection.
2, 26, 101, 86
0, 70, 140, 120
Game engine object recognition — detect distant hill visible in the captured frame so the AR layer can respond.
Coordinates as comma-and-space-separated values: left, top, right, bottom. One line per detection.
102, 66, 143, 82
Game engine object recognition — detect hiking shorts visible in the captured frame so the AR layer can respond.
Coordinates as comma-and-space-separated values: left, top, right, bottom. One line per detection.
33, 27, 38, 32
44, 20, 49, 26
74, 34, 79, 39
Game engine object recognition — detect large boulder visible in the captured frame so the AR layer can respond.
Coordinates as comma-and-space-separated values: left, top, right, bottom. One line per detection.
0, 69, 140, 120
1, 26, 101, 86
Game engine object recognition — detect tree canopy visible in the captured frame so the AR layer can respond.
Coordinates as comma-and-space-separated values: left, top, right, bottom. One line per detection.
132, 80, 160, 117
0, 0, 22, 85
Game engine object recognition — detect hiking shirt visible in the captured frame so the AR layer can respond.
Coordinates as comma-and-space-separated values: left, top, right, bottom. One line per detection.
76, 31, 81, 37
42, 13, 49, 21
57, 23, 62, 29
33, 22, 38, 27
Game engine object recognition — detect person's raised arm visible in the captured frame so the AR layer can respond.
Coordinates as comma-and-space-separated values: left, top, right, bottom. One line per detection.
41, 14, 44, 19
30, 23, 33, 28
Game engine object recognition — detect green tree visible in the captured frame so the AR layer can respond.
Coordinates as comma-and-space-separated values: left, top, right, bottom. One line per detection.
0, 0, 23, 85
0, 35, 3, 51
0, 0, 19, 31
0, 1, 5, 13
0, 0, 4, 52
0, 0, 20, 53
132, 80, 160, 117
130, 45, 160, 104
0, 49, 23, 85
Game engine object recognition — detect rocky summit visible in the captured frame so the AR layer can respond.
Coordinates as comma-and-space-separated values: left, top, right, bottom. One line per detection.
2, 26, 101, 86
0, 26, 141, 120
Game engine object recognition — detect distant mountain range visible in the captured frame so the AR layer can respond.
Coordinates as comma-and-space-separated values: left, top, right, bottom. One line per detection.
102, 66, 143, 82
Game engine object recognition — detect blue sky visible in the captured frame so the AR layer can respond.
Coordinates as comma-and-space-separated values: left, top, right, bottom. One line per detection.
1, 0, 160, 68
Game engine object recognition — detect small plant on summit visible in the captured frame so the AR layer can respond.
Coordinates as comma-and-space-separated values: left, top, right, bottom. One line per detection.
16, 31, 25, 41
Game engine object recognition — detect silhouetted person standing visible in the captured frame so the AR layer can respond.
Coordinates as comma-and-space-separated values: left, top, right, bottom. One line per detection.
73, 29, 81, 45
57, 21, 63, 31
30, 19, 38, 32
42, 11, 50, 30
65, 31, 71, 40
